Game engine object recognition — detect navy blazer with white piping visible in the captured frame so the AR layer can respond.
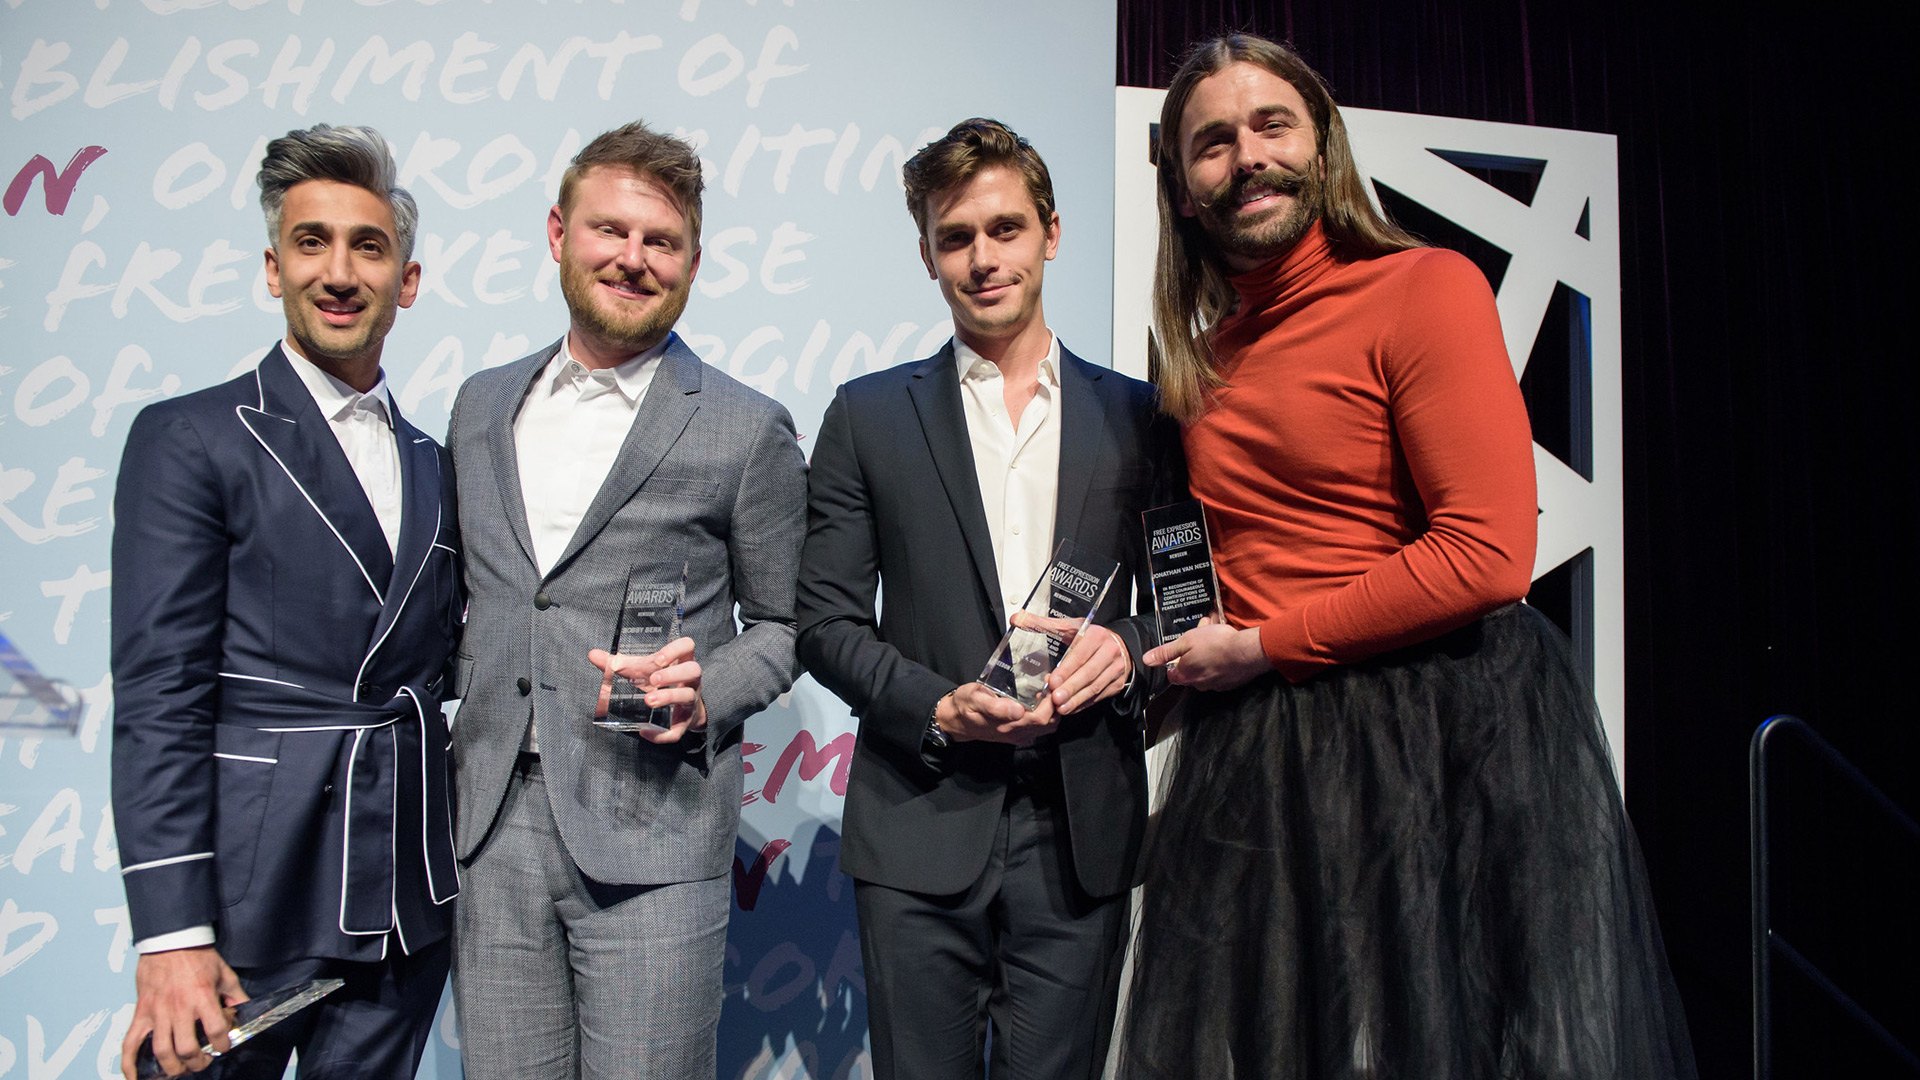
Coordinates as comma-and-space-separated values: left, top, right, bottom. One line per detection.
110, 346, 463, 967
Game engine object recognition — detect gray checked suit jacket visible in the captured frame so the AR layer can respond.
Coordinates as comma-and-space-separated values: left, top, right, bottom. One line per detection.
447, 334, 807, 885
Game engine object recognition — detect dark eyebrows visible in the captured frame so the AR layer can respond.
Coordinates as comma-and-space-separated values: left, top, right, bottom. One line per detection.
1185, 102, 1306, 151
349, 223, 394, 246
286, 220, 395, 246
931, 210, 1030, 238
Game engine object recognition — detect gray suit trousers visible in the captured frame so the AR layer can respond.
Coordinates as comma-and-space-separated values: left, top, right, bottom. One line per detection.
453, 757, 727, 1079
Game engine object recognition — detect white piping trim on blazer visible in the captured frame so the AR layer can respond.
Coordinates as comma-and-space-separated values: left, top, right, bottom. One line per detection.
400, 686, 459, 907
122, 852, 213, 875
213, 753, 278, 764
220, 672, 307, 690
337, 726, 392, 937
386, 723, 399, 944
236, 368, 382, 601
259, 719, 400, 733
353, 452, 443, 699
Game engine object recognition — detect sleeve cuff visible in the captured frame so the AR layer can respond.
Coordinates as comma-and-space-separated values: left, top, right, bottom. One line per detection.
135, 926, 216, 954
1258, 610, 1324, 683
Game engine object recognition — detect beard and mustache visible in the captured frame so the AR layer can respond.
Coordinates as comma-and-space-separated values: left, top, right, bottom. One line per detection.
558, 254, 692, 356
1189, 165, 1325, 265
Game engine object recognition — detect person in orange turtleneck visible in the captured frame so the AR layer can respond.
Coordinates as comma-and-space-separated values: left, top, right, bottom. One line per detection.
1117, 34, 1698, 1080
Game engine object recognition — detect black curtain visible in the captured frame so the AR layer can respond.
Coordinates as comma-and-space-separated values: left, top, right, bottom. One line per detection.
1119, 5, 1918, 1078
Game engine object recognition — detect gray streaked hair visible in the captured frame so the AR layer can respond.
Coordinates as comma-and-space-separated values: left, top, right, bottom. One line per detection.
258, 124, 418, 260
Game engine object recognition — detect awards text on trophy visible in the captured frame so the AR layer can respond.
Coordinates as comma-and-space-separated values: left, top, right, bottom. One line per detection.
978, 539, 1121, 708
597, 562, 689, 731
1143, 500, 1221, 641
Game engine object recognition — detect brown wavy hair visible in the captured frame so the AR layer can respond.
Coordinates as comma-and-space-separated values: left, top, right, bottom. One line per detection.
903, 118, 1056, 238
1152, 34, 1420, 420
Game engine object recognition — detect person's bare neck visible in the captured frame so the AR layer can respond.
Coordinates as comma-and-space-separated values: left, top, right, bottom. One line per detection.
288, 338, 382, 394
957, 317, 1050, 383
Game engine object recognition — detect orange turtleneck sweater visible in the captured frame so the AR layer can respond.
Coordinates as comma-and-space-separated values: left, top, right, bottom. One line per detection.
1186, 222, 1538, 682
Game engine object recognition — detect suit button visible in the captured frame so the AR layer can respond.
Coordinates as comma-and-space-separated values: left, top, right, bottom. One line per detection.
517, 677, 533, 696
357, 681, 383, 699
534, 592, 553, 610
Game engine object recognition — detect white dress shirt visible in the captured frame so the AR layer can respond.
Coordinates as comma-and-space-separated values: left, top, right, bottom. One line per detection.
955, 334, 1063, 623
136, 344, 404, 956
287, 344, 403, 554
511, 335, 666, 753
514, 336, 666, 575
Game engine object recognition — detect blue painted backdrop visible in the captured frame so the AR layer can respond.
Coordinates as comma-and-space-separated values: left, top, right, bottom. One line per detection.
0, 2, 1116, 1076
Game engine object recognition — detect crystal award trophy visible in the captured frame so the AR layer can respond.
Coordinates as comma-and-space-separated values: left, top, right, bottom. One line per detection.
134, 977, 344, 1078
1143, 499, 1221, 641
977, 539, 1121, 708
596, 562, 688, 731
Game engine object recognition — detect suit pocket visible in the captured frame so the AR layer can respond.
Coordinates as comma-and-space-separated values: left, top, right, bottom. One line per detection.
641, 475, 721, 499
213, 725, 282, 909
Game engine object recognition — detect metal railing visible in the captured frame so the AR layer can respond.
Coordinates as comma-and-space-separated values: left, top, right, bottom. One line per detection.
1750, 715, 1918, 1079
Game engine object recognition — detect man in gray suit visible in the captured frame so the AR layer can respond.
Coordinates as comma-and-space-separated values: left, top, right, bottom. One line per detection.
446, 121, 807, 1079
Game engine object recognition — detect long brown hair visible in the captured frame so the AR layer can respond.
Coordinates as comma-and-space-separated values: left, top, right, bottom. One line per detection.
1152, 35, 1420, 420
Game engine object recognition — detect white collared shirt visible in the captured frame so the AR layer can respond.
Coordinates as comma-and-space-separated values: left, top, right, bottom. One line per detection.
513, 335, 666, 575
955, 334, 1063, 621
284, 344, 403, 555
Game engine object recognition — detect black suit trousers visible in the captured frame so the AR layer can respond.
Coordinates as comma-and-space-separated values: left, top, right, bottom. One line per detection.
853, 747, 1129, 1080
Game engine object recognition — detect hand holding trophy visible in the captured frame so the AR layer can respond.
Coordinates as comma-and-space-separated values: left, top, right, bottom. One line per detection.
978, 539, 1122, 712
592, 563, 705, 744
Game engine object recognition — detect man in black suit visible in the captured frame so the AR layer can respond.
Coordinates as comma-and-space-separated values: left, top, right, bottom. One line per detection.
797, 118, 1178, 1080
111, 125, 461, 1079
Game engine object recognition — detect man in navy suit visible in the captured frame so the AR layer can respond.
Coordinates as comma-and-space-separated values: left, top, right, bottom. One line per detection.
111, 124, 462, 1079
797, 119, 1180, 1080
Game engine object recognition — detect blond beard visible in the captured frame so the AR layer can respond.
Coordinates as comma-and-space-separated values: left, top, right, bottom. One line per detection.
559, 256, 692, 355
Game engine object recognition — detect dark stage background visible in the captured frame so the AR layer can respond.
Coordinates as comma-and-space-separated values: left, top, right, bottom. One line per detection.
1119, 4, 1917, 1077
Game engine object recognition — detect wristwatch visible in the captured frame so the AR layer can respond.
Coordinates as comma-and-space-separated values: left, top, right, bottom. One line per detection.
924, 694, 952, 750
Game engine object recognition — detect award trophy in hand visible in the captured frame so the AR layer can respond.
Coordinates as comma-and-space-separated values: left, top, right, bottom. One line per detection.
1142, 500, 1220, 642
596, 562, 688, 731
978, 539, 1121, 708
134, 978, 344, 1078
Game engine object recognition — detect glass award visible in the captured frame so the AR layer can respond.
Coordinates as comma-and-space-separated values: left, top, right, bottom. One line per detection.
595, 562, 688, 731
977, 539, 1121, 708
134, 977, 344, 1078
1143, 499, 1221, 642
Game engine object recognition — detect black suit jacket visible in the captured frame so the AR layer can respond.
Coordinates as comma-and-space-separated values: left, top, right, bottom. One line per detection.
797, 343, 1182, 898
110, 347, 463, 966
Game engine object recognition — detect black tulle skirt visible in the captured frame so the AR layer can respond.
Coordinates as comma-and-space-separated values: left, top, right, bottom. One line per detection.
1120, 604, 1697, 1080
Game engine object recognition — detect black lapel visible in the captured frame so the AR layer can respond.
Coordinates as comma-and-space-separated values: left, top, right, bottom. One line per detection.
238, 347, 394, 599
1053, 347, 1109, 552
905, 344, 1003, 626
365, 405, 443, 654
